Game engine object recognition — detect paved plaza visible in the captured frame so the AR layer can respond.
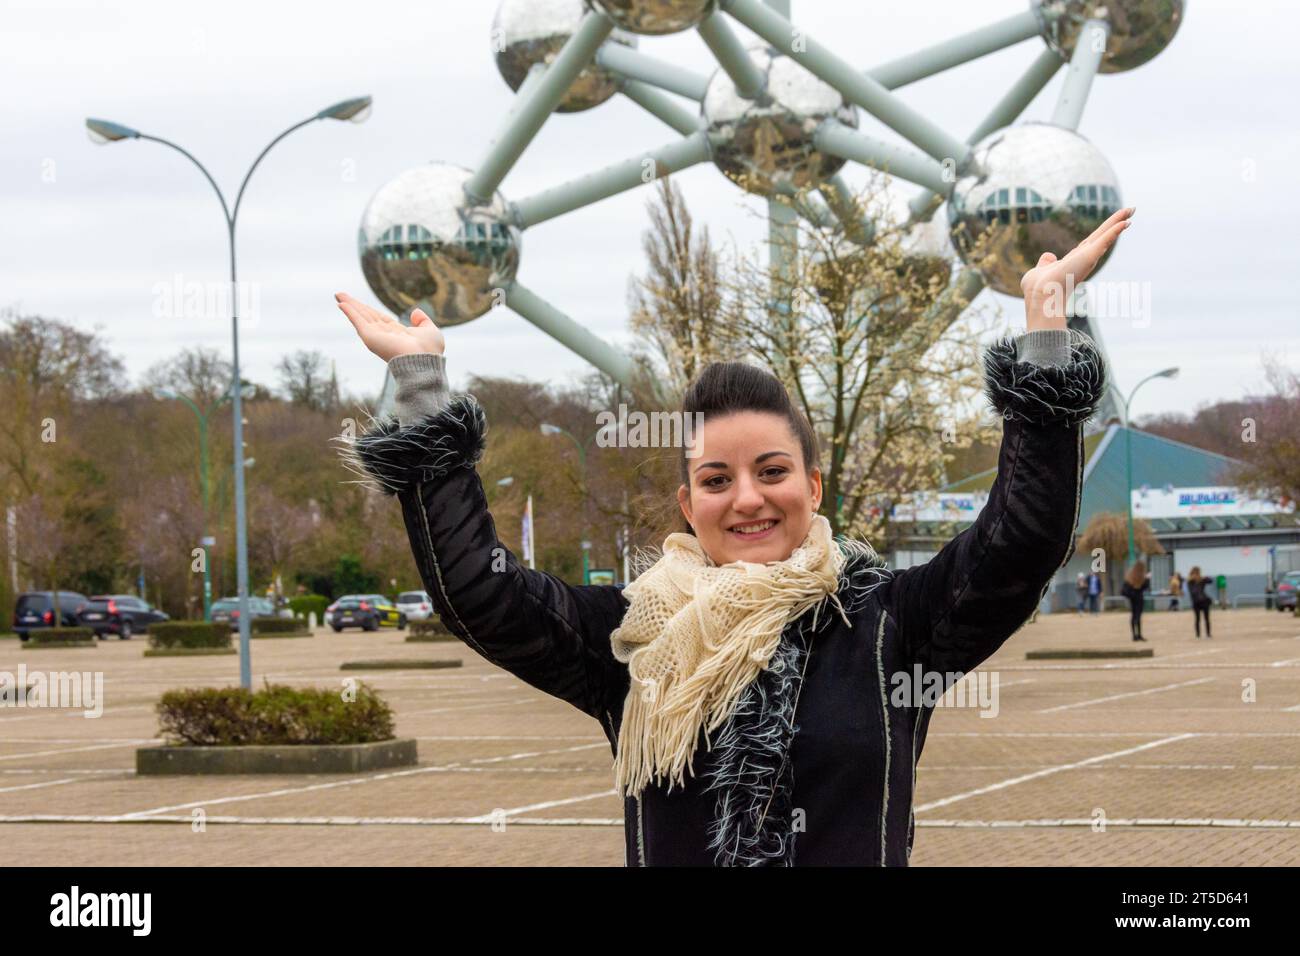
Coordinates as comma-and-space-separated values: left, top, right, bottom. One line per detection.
2, 605, 1298, 866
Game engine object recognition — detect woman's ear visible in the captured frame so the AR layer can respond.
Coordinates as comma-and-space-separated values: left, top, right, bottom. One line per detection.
809, 466, 823, 513
677, 483, 692, 527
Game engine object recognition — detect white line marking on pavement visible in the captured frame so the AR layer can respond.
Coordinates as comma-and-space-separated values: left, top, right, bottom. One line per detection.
462, 789, 618, 822
118, 742, 610, 819
916, 818, 1300, 828
1037, 677, 1214, 713
0, 740, 159, 761
0, 777, 80, 795
914, 734, 1197, 814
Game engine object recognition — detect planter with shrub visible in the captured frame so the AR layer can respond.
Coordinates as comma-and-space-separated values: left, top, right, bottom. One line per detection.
145, 621, 235, 657
405, 618, 456, 643
27, 627, 96, 648
137, 682, 415, 774
251, 617, 312, 638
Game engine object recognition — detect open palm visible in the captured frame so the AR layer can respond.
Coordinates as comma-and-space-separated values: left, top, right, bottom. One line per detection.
335, 292, 445, 361
1020, 206, 1134, 328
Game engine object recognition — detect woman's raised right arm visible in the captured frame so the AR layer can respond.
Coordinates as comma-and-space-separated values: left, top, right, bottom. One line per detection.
331, 294, 629, 728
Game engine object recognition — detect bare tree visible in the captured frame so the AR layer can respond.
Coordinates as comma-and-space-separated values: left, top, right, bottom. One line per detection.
723, 175, 995, 540
628, 177, 740, 400
276, 350, 336, 412
141, 346, 233, 409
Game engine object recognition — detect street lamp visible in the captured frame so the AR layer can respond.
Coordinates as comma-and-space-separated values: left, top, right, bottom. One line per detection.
1123, 366, 1179, 571
87, 96, 372, 690
540, 422, 592, 583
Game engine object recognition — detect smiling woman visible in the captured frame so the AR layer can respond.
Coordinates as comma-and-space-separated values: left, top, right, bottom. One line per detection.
332, 209, 1126, 866
675, 361, 822, 566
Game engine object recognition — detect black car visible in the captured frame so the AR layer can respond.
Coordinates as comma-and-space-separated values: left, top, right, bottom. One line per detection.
12, 591, 91, 641
76, 594, 169, 639
327, 595, 406, 632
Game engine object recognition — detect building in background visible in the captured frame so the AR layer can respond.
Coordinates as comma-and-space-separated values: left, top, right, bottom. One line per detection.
889, 424, 1300, 613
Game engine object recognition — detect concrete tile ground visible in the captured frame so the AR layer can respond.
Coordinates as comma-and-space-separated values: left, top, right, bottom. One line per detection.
1, 605, 1297, 866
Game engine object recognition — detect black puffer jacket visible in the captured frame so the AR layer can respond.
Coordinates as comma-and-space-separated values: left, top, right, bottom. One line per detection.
342, 331, 1107, 866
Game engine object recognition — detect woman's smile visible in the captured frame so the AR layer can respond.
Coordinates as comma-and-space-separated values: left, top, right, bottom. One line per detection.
728, 518, 781, 542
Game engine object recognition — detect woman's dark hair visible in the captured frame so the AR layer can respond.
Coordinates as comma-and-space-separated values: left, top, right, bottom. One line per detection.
1123, 560, 1147, 590
679, 361, 820, 487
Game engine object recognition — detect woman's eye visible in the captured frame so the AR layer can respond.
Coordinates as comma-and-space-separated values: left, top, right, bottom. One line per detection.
761, 467, 788, 480
702, 475, 728, 489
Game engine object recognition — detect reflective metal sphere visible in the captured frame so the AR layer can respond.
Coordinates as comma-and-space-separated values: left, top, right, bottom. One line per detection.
493, 0, 636, 112
703, 45, 858, 196
586, 0, 716, 35
1033, 0, 1185, 73
947, 122, 1122, 297
358, 163, 521, 326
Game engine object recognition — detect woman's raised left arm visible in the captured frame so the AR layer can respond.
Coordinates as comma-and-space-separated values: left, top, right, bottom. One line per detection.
885, 207, 1133, 676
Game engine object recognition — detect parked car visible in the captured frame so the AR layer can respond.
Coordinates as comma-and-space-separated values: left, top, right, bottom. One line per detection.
13, 591, 91, 641
210, 596, 291, 630
1276, 571, 1300, 611
395, 590, 434, 622
76, 594, 169, 639
327, 594, 406, 632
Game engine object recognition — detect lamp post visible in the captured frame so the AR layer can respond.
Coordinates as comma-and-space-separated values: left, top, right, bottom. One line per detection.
1122, 367, 1179, 571
86, 96, 372, 689
540, 423, 592, 584
154, 381, 250, 621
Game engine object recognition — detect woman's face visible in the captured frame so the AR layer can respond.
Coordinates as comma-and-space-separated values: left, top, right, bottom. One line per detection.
677, 410, 822, 566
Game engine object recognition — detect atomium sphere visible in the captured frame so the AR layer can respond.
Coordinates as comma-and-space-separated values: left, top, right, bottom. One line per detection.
1032, 0, 1185, 74
947, 122, 1123, 297
702, 45, 858, 197
493, 0, 637, 112
586, 0, 717, 35
357, 163, 521, 326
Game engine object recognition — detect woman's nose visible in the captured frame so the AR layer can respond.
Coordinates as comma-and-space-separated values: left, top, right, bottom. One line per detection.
731, 474, 765, 512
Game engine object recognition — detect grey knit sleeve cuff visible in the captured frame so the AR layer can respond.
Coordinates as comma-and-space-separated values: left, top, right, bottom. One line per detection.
388, 352, 450, 427
1014, 328, 1071, 367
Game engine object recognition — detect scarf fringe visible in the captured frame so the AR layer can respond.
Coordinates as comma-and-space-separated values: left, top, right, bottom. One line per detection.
612, 515, 846, 798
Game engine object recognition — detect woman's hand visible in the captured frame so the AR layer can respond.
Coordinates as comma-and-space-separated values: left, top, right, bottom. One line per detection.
1020, 206, 1135, 331
335, 292, 445, 360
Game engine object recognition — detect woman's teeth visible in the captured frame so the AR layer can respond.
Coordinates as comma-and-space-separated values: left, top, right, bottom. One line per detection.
732, 520, 776, 534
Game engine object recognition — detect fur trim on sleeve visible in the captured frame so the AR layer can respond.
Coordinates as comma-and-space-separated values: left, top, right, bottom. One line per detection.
983, 327, 1108, 428
332, 394, 487, 496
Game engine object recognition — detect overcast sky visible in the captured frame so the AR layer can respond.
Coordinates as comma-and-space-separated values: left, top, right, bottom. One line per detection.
4, 0, 1297, 417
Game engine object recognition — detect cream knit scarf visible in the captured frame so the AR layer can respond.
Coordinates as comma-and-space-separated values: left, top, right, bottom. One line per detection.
610, 513, 849, 799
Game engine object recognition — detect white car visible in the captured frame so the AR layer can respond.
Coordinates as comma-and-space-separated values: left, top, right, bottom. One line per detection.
396, 590, 435, 622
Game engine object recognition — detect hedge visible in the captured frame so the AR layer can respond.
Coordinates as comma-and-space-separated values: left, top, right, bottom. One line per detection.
407, 618, 455, 642
157, 682, 395, 746
28, 627, 96, 647
289, 594, 329, 628
252, 616, 311, 636
147, 622, 232, 650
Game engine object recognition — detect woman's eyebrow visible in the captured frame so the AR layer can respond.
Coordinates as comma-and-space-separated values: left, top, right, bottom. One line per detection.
694, 450, 794, 474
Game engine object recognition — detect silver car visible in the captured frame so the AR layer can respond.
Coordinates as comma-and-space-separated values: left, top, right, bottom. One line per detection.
395, 590, 434, 622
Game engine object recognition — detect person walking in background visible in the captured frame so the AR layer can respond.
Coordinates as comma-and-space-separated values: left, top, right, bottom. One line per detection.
1188, 566, 1214, 638
1168, 569, 1183, 611
1122, 560, 1150, 642
1076, 572, 1089, 615
1087, 570, 1103, 614
1215, 572, 1229, 610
